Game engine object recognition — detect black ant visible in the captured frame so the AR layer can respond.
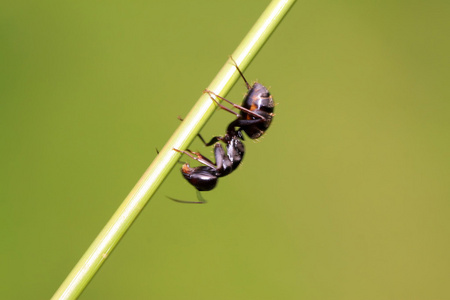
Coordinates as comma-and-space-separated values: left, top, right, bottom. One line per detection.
204, 56, 275, 139
170, 57, 274, 203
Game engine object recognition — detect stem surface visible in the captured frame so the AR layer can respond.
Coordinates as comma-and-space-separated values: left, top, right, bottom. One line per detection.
52, 0, 296, 298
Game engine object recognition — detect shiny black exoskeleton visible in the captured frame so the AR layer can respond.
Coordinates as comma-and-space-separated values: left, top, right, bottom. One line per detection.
197, 128, 245, 172
170, 57, 274, 204
205, 57, 275, 139
170, 128, 244, 204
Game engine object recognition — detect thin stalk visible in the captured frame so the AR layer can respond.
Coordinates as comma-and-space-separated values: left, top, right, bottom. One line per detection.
52, 0, 296, 299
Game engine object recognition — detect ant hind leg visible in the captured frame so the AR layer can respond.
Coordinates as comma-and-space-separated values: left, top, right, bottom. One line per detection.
173, 148, 216, 169
228, 56, 251, 90
167, 191, 207, 204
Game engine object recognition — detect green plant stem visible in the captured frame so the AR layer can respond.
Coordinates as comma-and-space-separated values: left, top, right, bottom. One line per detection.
52, 0, 296, 299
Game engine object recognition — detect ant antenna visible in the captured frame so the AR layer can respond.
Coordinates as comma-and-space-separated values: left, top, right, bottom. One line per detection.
229, 56, 251, 90
167, 190, 207, 204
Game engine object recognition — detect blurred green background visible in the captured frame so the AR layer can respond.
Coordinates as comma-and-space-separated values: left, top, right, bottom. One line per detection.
1, 1, 449, 299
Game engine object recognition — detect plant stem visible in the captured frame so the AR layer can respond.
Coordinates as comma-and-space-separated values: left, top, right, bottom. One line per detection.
52, 0, 296, 299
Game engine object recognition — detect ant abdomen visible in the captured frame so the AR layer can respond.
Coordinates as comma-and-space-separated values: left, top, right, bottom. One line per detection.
180, 164, 218, 192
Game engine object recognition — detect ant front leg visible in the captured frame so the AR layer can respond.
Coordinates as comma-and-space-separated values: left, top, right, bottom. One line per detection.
203, 89, 267, 121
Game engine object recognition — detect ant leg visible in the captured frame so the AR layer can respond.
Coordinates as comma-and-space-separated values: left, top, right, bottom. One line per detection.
195, 132, 227, 147
186, 149, 216, 166
198, 134, 208, 145
228, 56, 251, 90
213, 143, 234, 176
178, 115, 228, 148
173, 148, 216, 169
198, 135, 225, 147
212, 143, 226, 173
204, 89, 267, 121
168, 191, 207, 204
157, 147, 186, 164
173, 145, 229, 175
204, 90, 240, 117
177, 115, 217, 147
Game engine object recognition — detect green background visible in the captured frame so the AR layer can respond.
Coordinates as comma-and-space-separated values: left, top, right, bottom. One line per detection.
1, 1, 449, 299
